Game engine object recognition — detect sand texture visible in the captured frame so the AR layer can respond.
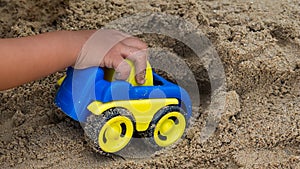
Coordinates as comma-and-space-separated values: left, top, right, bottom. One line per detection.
0, 0, 299, 168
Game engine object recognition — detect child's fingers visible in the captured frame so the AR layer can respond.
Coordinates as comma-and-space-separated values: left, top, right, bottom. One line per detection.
102, 37, 148, 84
120, 38, 148, 84
122, 47, 147, 85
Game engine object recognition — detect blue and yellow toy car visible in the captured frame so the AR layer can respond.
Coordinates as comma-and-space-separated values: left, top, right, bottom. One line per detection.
55, 61, 192, 153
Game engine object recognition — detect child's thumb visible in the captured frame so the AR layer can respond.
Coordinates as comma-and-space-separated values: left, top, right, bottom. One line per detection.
113, 57, 131, 81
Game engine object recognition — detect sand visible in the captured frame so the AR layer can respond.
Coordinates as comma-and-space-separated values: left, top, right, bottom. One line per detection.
0, 0, 299, 168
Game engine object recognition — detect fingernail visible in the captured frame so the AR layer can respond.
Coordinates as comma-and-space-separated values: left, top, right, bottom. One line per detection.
136, 70, 146, 84
114, 72, 121, 80
139, 79, 145, 84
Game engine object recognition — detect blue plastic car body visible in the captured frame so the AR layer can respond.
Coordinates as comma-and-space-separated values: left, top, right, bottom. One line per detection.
55, 67, 192, 122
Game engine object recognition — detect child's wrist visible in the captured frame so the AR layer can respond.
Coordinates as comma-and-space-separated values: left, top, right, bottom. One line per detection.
65, 30, 97, 66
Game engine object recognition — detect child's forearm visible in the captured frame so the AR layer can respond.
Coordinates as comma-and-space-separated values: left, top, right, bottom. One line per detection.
0, 29, 148, 91
0, 30, 96, 90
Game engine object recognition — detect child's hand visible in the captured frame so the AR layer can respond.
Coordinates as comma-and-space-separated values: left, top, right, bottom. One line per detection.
0, 29, 148, 90
75, 29, 148, 84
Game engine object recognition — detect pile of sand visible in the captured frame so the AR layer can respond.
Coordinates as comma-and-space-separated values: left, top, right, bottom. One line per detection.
0, 0, 299, 168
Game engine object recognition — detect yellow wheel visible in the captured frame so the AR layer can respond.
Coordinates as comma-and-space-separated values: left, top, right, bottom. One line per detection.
153, 112, 186, 147
146, 106, 187, 148
84, 108, 134, 154
98, 115, 133, 153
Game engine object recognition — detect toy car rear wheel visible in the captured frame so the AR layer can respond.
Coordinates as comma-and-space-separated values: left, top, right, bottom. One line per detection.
84, 108, 134, 153
145, 106, 187, 149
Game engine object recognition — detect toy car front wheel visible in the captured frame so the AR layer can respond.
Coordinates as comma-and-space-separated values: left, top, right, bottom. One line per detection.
84, 108, 134, 153
146, 106, 187, 148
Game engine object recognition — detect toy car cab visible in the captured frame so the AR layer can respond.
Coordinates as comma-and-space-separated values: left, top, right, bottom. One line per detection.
55, 60, 192, 153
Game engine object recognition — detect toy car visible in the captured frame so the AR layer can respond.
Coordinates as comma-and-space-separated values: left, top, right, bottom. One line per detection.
55, 60, 192, 153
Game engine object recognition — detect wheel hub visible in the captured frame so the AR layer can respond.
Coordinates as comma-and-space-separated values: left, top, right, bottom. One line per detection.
160, 119, 175, 135
105, 125, 122, 140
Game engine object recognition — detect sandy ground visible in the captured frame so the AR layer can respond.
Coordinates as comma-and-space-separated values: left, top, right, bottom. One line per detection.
0, 0, 300, 168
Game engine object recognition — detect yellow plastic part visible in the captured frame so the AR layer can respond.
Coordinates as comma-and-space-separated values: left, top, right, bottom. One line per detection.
98, 116, 134, 153
104, 60, 153, 86
153, 112, 186, 147
57, 75, 66, 86
87, 98, 179, 132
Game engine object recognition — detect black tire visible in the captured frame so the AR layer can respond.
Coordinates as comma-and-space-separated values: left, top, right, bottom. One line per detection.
145, 105, 187, 150
84, 108, 134, 154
